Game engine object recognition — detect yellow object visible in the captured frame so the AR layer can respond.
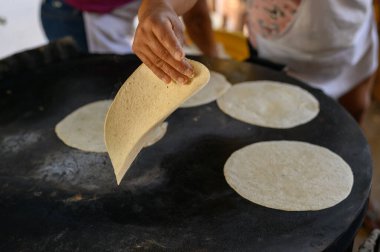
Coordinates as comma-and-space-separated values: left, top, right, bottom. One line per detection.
213, 30, 249, 61
185, 29, 249, 61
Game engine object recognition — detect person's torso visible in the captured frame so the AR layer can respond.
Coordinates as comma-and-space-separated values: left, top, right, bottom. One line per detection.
247, 0, 372, 51
65, 0, 134, 13
246, 0, 377, 98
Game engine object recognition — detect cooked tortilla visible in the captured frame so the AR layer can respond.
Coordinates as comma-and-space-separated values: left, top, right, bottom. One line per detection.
144, 122, 168, 147
55, 100, 112, 153
180, 71, 231, 107
56, 100, 168, 153
217, 81, 319, 128
105, 60, 210, 184
224, 141, 353, 211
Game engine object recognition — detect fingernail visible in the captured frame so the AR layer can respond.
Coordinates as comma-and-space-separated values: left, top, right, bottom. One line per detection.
177, 77, 186, 84
174, 51, 183, 61
185, 68, 194, 78
162, 76, 171, 84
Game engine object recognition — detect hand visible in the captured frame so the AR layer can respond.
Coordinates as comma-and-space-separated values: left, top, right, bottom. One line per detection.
132, 2, 194, 84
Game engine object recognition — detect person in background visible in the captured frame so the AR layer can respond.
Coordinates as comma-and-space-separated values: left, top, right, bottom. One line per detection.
132, 0, 379, 228
133, 0, 378, 124
40, 0, 141, 53
40, 0, 217, 57
245, 0, 378, 125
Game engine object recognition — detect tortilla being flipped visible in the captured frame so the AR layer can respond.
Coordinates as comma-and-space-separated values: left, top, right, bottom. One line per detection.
105, 60, 210, 184
217, 81, 319, 128
55, 100, 168, 153
224, 141, 353, 211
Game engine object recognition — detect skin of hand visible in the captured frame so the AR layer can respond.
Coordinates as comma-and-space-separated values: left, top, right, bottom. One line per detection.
132, 0, 199, 84
183, 0, 218, 58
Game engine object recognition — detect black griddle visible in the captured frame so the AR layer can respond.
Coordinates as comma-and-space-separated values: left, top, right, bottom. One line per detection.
0, 41, 372, 252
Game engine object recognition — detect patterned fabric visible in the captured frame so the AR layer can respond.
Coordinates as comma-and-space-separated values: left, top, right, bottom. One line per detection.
247, 0, 301, 46
65, 0, 133, 13
245, 0, 378, 99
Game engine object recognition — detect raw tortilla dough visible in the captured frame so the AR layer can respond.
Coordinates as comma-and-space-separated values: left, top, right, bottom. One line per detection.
55, 100, 167, 153
216, 81, 319, 128
224, 141, 353, 211
180, 71, 231, 107
105, 60, 210, 184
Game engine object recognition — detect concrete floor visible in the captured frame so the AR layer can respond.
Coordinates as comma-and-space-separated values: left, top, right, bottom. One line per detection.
1, 1, 379, 251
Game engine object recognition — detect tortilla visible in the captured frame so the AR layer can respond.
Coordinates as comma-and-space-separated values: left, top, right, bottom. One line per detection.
55, 100, 112, 153
105, 60, 210, 184
216, 81, 319, 128
180, 71, 231, 107
224, 141, 353, 211
55, 100, 168, 153
144, 122, 168, 147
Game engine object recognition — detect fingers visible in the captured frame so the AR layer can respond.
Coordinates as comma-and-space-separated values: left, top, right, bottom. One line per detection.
133, 11, 194, 84
134, 25, 193, 84
139, 46, 191, 84
152, 17, 185, 61
137, 51, 171, 84
148, 34, 194, 79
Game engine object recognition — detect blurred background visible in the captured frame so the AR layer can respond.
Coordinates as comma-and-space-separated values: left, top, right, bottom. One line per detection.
1, 0, 380, 98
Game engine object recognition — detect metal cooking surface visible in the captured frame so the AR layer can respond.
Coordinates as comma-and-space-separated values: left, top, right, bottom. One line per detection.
0, 48, 371, 251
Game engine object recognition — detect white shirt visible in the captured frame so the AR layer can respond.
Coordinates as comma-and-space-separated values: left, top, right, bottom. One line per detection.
247, 0, 378, 99
83, 0, 140, 54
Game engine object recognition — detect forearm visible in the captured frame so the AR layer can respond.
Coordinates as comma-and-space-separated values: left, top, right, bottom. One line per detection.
138, 0, 198, 21
183, 0, 217, 57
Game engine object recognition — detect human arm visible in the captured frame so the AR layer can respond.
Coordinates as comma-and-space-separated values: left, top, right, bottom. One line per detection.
132, 0, 198, 84
183, 0, 218, 58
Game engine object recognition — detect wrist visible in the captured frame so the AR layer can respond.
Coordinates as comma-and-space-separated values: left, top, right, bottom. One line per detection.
138, 0, 174, 22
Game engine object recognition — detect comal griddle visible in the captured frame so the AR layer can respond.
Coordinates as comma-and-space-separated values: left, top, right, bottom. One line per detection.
0, 40, 371, 251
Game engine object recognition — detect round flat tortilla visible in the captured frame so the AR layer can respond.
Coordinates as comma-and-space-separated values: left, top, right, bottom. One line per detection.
224, 141, 353, 211
144, 122, 168, 147
216, 81, 319, 128
55, 100, 168, 153
105, 60, 210, 184
180, 71, 231, 108
55, 100, 112, 152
